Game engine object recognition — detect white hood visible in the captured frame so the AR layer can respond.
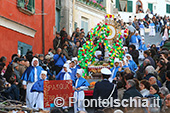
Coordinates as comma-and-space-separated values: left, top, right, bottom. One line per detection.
31, 57, 39, 67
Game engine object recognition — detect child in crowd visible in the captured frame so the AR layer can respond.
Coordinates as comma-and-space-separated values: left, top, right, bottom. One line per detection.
31, 70, 47, 110
73, 69, 89, 113
139, 37, 147, 60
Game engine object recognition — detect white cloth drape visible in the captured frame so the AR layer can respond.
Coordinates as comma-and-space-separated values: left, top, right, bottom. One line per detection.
119, 1, 127, 11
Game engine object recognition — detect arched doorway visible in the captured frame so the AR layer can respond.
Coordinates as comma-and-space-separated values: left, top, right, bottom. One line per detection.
136, 0, 143, 13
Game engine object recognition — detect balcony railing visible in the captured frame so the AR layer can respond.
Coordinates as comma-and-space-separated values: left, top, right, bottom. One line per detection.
77, 0, 106, 12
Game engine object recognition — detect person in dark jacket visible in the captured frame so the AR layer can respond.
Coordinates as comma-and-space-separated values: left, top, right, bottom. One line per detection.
62, 44, 71, 60
53, 32, 61, 51
4, 77, 19, 100
165, 70, 170, 92
123, 79, 143, 99
129, 44, 139, 65
73, 41, 80, 57
93, 68, 117, 109
144, 50, 156, 68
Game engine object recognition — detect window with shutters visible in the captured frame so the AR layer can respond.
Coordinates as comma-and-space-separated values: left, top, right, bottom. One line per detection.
167, 4, 170, 13
18, 41, 32, 56
127, 1, 133, 12
56, 0, 61, 32
148, 3, 153, 12
17, 0, 35, 15
116, 0, 133, 12
81, 17, 88, 36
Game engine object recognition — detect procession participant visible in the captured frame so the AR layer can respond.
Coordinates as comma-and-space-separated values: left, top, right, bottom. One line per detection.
73, 69, 89, 113
129, 31, 141, 50
139, 37, 147, 60
72, 57, 81, 69
149, 20, 156, 37
31, 70, 47, 110
109, 58, 120, 83
55, 63, 75, 81
95, 51, 103, 62
93, 68, 117, 110
70, 60, 77, 79
125, 54, 138, 73
21, 57, 44, 108
56, 63, 75, 112
66, 60, 72, 68
139, 21, 145, 36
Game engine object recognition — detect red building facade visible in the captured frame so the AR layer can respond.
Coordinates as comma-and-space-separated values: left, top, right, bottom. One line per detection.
0, 0, 55, 62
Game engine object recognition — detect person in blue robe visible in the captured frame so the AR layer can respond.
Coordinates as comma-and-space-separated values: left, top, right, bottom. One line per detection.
125, 54, 138, 73
139, 22, 145, 36
149, 21, 156, 37
73, 69, 89, 113
55, 63, 75, 81
139, 41, 147, 51
21, 57, 44, 108
31, 70, 47, 110
109, 58, 120, 83
130, 31, 141, 50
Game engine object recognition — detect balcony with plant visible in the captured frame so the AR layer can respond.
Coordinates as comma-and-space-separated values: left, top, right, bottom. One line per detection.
77, 0, 106, 12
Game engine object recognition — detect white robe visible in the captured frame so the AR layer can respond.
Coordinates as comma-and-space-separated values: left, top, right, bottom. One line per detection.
149, 26, 155, 36
140, 28, 145, 36
26, 82, 38, 108
32, 92, 44, 110
74, 79, 88, 113
26, 67, 38, 108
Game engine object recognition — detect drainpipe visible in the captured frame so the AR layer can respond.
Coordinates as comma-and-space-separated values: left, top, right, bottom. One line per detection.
42, 0, 45, 54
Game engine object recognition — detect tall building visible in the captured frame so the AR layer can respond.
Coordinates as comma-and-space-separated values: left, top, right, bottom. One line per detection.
0, 0, 55, 62
114, 0, 170, 22
73, 0, 111, 36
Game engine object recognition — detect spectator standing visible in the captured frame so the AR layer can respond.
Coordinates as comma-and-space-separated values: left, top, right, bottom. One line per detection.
53, 32, 61, 51
53, 48, 67, 75
73, 41, 80, 57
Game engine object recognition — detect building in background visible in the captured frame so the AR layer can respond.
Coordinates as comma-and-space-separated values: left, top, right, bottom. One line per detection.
73, 0, 115, 36
114, 0, 170, 22
0, 0, 55, 62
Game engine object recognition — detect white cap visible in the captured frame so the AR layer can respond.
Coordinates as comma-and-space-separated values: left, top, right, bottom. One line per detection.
63, 63, 69, 68
122, 46, 128, 50
41, 70, 47, 75
135, 31, 139, 34
40, 70, 47, 79
95, 51, 102, 57
66, 60, 71, 64
101, 68, 111, 75
72, 57, 78, 61
141, 37, 145, 40
114, 58, 120, 64
76, 69, 84, 76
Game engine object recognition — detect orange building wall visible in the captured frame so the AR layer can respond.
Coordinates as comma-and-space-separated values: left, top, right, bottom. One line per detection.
0, 0, 55, 63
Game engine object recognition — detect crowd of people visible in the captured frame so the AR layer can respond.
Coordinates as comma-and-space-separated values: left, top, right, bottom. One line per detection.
0, 12, 170, 113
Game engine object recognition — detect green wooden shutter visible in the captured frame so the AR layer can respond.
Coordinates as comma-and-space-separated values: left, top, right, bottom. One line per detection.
148, 3, 153, 12
17, 0, 25, 8
127, 1, 133, 12
116, 0, 120, 11
27, 0, 35, 13
167, 4, 170, 13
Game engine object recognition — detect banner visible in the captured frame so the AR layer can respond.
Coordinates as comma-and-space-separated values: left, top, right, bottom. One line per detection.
44, 80, 73, 108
